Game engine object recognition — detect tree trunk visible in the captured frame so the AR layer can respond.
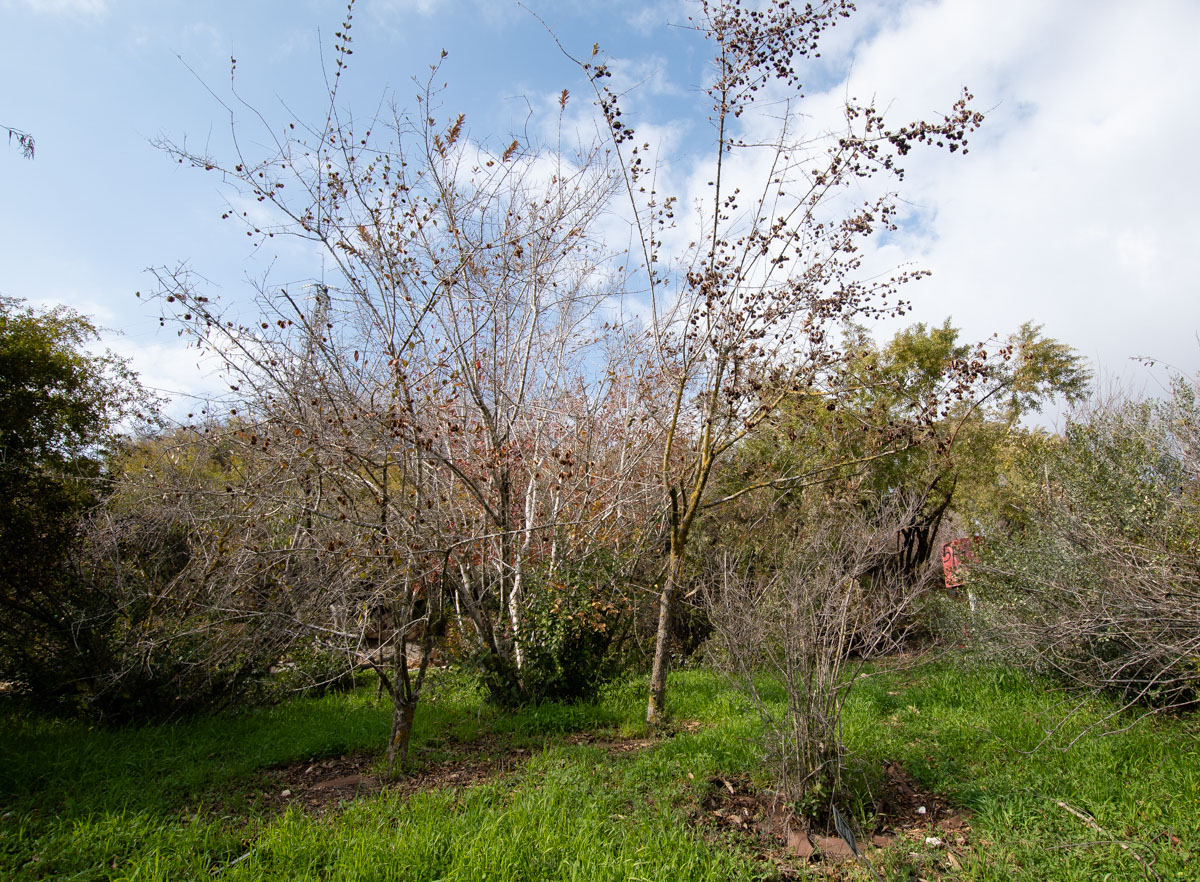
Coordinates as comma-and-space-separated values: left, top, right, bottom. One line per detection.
646, 546, 681, 723
385, 628, 423, 777
386, 696, 417, 775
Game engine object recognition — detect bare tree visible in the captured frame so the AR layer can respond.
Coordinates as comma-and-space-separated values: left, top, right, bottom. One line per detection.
563, 0, 984, 721
146, 8, 491, 764
393, 105, 651, 700
148, 2, 662, 761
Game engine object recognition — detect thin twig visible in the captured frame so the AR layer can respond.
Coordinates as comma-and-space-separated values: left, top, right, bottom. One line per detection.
1056, 800, 1161, 881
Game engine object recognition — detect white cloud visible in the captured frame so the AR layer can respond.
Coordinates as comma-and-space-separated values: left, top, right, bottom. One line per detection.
183, 21, 224, 54
105, 335, 226, 419
371, 0, 521, 23
625, 0, 690, 37
798, 0, 1200, 388
23, 290, 221, 420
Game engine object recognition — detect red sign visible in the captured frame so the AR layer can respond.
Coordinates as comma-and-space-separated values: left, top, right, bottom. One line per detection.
941, 537, 979, 589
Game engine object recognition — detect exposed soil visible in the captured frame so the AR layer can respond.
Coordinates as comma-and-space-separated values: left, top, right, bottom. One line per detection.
259, 742, 525, 814
261, 752, 383, 814
693, 763, 975, 879
257, 725, 686, 815
565, 732, 659, 752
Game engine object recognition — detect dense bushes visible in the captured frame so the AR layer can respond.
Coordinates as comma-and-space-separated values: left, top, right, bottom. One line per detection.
0, 298, 154, 717
0, 301, 310, 720
970, 377, 1200, 709
467, 557, 639, 706
0, 293, 636, 722
2, 481, 309, 720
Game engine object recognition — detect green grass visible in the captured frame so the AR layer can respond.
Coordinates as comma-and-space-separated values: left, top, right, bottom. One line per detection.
842, 660, 1200, 880
1, 660, 1197, 880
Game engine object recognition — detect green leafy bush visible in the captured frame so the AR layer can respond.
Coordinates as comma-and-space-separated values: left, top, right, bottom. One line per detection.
472, 558, 635, 706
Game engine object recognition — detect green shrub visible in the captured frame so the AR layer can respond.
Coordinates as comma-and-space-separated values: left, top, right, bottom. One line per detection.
473, 559, 635, 706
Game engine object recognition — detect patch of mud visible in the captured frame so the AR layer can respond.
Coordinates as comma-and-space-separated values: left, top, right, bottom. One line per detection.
693, 764, 974, 879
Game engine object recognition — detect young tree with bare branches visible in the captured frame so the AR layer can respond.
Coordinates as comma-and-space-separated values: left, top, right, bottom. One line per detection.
703, 496, 935, 820
149, 3, 664, 762
566, 0, 985, 722
3, 123, 34, 159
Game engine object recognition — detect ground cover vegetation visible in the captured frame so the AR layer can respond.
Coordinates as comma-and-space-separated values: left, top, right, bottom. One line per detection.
3, 1, 1199, 876
2, 663, 1197, 880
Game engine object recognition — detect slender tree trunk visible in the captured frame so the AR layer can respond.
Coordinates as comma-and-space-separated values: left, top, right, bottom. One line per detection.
387, 695, 418, 775
385, 622, 431, 776
385, 633, 411, 776
648, 461, 708, 723
509, 477, 537, 672
647, 543, 682, 723
375, 642, 386, 703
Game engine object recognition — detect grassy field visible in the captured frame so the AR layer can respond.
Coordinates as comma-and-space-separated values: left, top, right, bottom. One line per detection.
1, 659, 1197, 880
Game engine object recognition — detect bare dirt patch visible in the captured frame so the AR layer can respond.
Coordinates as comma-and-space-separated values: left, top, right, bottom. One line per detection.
259, 728, 666, 814
564, 731, 656, 752
693, 763, 975, 879
564, 718, 701, 753
877, 761, 973, 839
263, 752, 382, 814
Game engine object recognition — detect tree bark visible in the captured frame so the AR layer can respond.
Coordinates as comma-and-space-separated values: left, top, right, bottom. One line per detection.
646, 546, 681, 723
385, 625, 429, 777
387, 695, 417, 775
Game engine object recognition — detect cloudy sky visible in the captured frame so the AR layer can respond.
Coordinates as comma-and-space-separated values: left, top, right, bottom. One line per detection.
3, 0, 1198, 423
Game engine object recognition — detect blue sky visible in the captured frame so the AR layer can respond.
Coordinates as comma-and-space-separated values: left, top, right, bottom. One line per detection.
3, 0, 1199, 423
